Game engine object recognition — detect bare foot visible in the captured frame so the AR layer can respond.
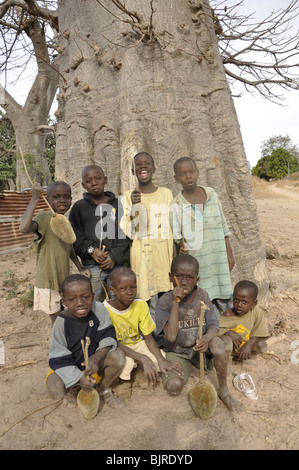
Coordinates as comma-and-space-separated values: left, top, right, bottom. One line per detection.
63, 392, 77, 408
218, 388, 243, 413
101, 389, 125, 409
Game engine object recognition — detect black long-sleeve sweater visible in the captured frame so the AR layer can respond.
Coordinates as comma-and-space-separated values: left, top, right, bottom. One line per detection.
69, 191, 130, 267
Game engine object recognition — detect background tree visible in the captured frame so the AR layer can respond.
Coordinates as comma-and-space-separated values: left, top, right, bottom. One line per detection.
1, 0, 299, 300
261, 134, 299, 160
0, 0, 59, 189
252, 134, 299, 179
0, 114, 15, 190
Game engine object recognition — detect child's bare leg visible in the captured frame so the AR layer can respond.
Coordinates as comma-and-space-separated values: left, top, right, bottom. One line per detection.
251, 338, 267, 354
96, 348, 126, 409
209, 337, 242, 412
221, 335, 233, 375
46, 372, 78, 407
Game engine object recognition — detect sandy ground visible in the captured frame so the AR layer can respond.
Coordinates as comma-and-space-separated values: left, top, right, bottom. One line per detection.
0, 177, 298, 451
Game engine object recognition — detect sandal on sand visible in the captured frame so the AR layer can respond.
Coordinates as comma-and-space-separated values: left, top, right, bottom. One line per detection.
101, 389, 125, 409
233, 373, 258, 400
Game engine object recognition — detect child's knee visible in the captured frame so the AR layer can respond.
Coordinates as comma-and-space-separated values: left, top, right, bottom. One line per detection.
107, 347, 126, 370
46, 372, 65, 400
253, 338, 267, 353
165, 376, 185, 396
209, 336, 226, 358
222, 334, 233, 353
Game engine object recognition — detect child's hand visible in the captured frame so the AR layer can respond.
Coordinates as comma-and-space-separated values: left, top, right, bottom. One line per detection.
79, 373, 96, 392
194, 335, 209, 353
178, 240, 189, 255
238, 341, 252, 361
140, 356, 160, 386
172, 275, 188, 302
130, 189, 141, 204
80, 268, 91, 278
227, 330, 244, 349
92, 247, 108, 263
173, 285, 188, 303
99, 254, 114, 270
31, 182, 43, 200
157, 357, 184, 378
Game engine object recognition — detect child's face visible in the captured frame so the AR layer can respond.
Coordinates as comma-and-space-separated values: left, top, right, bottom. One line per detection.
82, 167, 107, 197
133, 154, 155, 184
110, 273, 137, 310
47, 184, 72, 214
62, 280, 94, 319
233, 287, 257, 316
174, 160, 198, 191
170, 260, 199, 296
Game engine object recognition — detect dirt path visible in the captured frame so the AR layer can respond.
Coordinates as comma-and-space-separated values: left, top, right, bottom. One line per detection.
0, 178, 298, 451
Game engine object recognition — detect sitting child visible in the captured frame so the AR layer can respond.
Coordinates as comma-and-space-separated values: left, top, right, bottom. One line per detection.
218, 280, 269, 373
104, 267, 183, 386
155, 254, 242, 413
46, 274, 126, 410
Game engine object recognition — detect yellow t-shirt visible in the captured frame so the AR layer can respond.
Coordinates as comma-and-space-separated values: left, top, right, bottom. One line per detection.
120, 187, 173, 300
218, 305, 269, 350
103, 299, 156, 346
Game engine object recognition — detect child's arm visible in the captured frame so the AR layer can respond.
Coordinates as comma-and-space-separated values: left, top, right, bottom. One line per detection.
225, 236, 235, 271
194, 326, 219, 352
19, 182, 42, 233
163, 285, 188, 343
70, 253, 91, 277
144, 334, 183, 379
117, 342, 160, 386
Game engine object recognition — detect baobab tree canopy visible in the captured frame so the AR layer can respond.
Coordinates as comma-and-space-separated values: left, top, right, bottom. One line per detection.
54, 0, 270, 298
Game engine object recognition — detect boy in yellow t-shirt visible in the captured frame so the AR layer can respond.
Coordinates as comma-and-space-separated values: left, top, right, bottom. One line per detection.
104, 267, 183, 386
218, 280, 269, 373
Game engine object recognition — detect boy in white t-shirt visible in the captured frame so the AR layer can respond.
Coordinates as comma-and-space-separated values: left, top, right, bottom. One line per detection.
104, 267, 182, 386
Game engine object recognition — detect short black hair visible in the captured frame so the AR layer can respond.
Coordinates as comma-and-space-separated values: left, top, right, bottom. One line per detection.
173, 157, 197, 175
171, 254, 199, 275
234, 280, 258, 299
46, 181, 71, 198
61, 274, 92, 296
110, 267, 136, 287
133, 152, 155, 167
81, 165, 105, 181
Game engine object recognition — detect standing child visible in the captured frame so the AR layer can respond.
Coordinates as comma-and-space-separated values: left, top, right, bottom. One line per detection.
121, 152, 174, 317
46, 274, 126, 410
104, 267, 183, 386
170, 156, 235, 314
69, 165, 130, 301
218, 280, 269, 373
20, 181, 85, 324
155, 254, 242, 413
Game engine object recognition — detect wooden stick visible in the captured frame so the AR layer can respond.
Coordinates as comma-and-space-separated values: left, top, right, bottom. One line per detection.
19, 147, 55, 215
98, 245, 109, 300
173, 275, 181, 303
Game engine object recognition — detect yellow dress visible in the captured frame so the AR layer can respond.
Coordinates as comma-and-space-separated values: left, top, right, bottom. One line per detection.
121, 187, 173, 301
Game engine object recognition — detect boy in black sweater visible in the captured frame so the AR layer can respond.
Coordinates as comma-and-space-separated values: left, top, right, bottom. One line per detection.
69, 165, 130, 301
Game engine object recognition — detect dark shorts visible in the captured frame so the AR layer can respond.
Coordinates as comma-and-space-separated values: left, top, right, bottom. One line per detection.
162, 349, 213, 384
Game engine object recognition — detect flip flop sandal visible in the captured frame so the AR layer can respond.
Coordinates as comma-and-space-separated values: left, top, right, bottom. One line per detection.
233, 373, 258, 400
101, 389, 126, 409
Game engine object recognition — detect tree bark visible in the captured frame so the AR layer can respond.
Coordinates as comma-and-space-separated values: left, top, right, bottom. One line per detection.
55, 0, 270, 300
2, 20, 59, 190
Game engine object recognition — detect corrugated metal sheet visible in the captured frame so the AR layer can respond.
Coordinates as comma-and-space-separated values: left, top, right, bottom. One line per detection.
0, 190, 49, 254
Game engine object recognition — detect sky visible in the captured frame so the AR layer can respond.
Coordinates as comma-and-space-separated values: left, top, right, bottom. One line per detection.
226, 0, 299, 167
1, 1, 298, 169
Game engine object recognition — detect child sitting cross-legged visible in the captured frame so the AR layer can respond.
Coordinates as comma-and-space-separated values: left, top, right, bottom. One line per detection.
218, 280, 269, 373
104, 267, 183, 387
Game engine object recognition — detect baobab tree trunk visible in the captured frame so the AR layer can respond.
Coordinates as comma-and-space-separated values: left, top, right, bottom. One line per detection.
55, 0, 270, 300
2, 21, 59, 190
